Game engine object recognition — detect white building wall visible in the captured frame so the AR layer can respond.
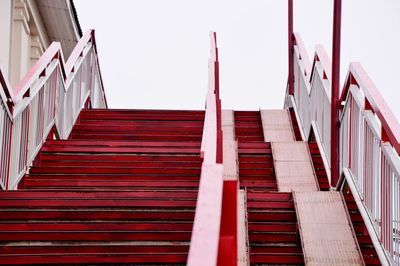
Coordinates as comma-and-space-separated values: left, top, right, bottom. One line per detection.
1, 0, 79, 87
0, 0, 12, 79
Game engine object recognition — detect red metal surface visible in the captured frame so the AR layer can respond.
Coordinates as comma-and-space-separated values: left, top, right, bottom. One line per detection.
217, 180, 238, 266
2, 109, 204, 264
331, 0, 342, 187
288, 0, 294, 95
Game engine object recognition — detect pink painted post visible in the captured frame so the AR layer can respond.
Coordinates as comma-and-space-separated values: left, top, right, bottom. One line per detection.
288, 0, 294, 95
331, 0, 342, 186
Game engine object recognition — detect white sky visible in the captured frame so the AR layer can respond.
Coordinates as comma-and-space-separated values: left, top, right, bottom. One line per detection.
75, 0, 400, 121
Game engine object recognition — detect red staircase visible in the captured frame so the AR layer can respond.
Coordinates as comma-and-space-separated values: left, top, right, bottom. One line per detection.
0, 109, 204, 265
235, 110, 304, 265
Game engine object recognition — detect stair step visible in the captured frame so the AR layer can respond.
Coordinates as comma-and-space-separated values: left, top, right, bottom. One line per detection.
40, 154, 202, 162
250, 253, 304, 265
0, 253, 188, 265
26, 174, 201, 181
45, 140, 201, 147
23, 180, 199, 189
70, 134, 202, 141
29, 167, 200, 175
41, 146, 200, 154
0, 210, 195, 221
248, 223, 297, 232
0, 190, 198, 199
39, 161, 201, 168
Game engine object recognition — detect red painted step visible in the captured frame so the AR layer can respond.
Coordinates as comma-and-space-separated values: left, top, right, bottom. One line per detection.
234, 111, 265, 142
247, 191, 304, 265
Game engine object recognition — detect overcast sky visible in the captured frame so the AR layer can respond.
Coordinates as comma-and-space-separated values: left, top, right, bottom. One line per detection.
75, 0, 400, 120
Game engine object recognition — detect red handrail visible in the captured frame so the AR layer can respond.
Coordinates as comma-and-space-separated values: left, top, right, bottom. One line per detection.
293, 33, 312, 76
312, 45, 331, 82
188, 32, 237, 266
340, 63, 400, 153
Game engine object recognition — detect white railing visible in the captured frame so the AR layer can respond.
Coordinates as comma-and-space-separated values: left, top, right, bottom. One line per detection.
339, 64, 400, 265
0, 30, 107, 190
289, 33, 400, 265
293, 46, 311, 139
292, 36, 332, 173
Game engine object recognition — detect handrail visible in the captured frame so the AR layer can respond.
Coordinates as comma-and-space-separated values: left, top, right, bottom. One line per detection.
340, 63, 400, 154
188, 32, 235, 266
293, 33, 312, 76
0, 29, 107, 189
312, 45, 331, 85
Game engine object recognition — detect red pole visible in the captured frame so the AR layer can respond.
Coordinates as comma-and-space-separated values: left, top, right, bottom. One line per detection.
288, 0, 294, 95
331, 0, 342, 187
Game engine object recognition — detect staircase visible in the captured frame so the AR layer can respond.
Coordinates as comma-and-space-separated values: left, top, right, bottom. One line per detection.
0, 109, 204, 265
0, 24, 392, 265
235, 110, 304, 265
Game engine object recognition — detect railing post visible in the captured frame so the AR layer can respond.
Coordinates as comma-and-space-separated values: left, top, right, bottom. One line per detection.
288, 0, 294, 95
331, 0, 342, 186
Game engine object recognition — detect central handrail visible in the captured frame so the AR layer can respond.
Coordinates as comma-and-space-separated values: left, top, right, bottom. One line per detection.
0, 30, 107, 190
188, 32, 231, 266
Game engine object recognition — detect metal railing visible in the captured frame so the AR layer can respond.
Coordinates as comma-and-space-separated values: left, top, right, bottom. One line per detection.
290, 34, 332, 182
339, 64, 400, 265
288, 33, 400, 265
0, 30, 107, 190
188, 32, 237, 266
